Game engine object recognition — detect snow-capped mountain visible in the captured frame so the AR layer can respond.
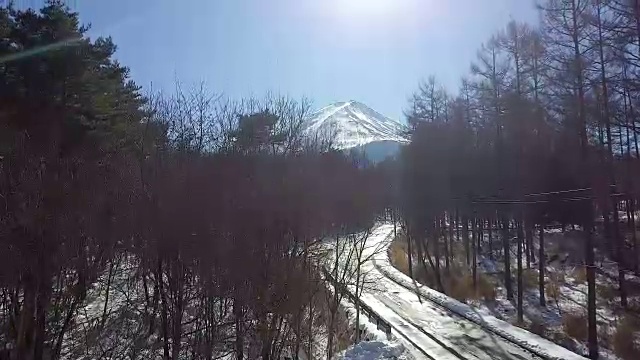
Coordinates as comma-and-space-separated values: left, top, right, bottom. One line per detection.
303, 101, 409, 154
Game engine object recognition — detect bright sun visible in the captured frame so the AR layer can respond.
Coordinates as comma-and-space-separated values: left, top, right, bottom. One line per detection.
334, 0, 407, 23
317, 0, 441, 37
339, 0, 396, 16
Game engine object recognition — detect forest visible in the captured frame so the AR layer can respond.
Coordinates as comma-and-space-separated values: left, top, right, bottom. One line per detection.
3, 0, 640, 359
393, 0, 640, 359
0, 2, 388, 359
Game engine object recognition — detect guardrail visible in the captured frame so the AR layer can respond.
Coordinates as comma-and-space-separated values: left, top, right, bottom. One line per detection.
322, 268, 392, 339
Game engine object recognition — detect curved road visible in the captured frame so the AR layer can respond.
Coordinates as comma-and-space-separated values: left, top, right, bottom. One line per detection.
355, 224, 585, 360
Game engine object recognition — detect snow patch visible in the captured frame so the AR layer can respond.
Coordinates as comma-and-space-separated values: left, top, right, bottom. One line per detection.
337, 341, 407, 360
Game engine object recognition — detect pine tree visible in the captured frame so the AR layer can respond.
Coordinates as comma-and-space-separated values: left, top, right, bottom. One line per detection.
0, 3, 147, 357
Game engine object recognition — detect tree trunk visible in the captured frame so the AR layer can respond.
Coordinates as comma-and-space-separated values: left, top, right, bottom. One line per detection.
502, 218, 513, 300
170, 259, 184, 360
478, 219, 483, 258
630, 200, 638, 271
34, 274, 52, 360
434, 218, 441, 273
355, 264, 361, 343
615, 201, 628, 308
16, 273, 35, 360
53, 292, 81, 359
488, 218, 493, 260
443, 217, 450, 272
463, 217, 470, 265
596, 0, 626, 311
539, 224, 546, 307
157, 259, 171, 360
101, 259, 115, 329
327, 235, 341, 359
572, 1, 598, 349
261, 314, 277, 360
422, 243, 445, 293
472, 218, 477, 288
516, 220, 524, 323
393, 209, 397, 239
307, 299, 313, 359
448, 212, 454, 267
455, 208, 460, 243
526, 223, 533, 268
407, 230, 414, 280
586, 221, 599, 359
234, 297, 244, 360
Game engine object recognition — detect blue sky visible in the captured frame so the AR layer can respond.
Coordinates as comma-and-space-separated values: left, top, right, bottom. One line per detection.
69, 0, 539, 120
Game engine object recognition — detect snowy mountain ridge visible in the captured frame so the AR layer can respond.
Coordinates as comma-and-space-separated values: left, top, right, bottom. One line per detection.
303, 100, 410, 150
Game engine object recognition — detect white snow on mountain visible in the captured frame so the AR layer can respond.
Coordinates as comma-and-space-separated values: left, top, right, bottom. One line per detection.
303, 100, 409, 150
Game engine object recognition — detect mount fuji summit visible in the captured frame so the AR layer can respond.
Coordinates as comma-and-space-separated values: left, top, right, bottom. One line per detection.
303, 101, 410, 162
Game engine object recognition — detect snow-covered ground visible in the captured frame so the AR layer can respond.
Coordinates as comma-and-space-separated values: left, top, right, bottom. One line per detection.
354, 224, 588, 360
468, 227, 640, 360
337, 341, 407, 360
386, 222, 640, 360
335, 284, 414, 360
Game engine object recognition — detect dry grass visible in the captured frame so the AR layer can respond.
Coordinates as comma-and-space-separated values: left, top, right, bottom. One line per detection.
313, 282, 357, 356
387, 232, 495, 304
572, 266, 587, 284
562, 312, 588, 342
388, 240, 410, 276
522, 269, 538, 290
596, 283, 619, 302
598, 325, 612, 350
387, 262, 496, 307
446, 272, 474, 303
545, 270, 564, 310
413, 265, 438, 289
528, 318, 546, 337
549, 270, 566, 284
336, 325, 355, 353
545, 281, 561, 301
628, 298, 640, 314
440, 270, 496, 303
548, 329, 577, 352
613, 315, 640, 360
476, 274, 497, 301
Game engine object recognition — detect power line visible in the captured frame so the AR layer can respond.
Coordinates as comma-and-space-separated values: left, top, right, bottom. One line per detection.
472, 193, 628, 205
457, 184, 631, 205
523, 188, 592, 197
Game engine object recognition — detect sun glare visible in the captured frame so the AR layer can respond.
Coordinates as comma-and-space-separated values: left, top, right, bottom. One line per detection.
325, 0, 438, 31
335, 0, 404, 21
339, 0, 397, 16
